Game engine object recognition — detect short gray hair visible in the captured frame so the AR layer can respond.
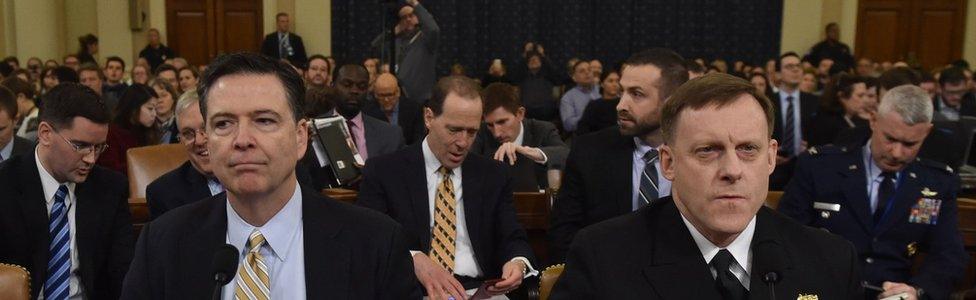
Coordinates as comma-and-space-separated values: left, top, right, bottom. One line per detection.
174, 88, 199, 125
877, 85, 933, 125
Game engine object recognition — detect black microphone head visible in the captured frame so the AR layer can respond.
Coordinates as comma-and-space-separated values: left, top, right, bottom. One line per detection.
212, 244, 240, 285
762, 271, 781, 284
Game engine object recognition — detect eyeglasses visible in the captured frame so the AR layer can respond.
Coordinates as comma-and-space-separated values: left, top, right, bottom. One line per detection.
179, 127, 206, 144
54, 131, 109, 156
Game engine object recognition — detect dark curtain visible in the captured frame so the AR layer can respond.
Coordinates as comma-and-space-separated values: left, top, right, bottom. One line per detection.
331, 0, 783, 78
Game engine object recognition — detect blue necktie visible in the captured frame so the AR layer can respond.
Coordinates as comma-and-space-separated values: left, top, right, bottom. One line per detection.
45, 185, 71, 300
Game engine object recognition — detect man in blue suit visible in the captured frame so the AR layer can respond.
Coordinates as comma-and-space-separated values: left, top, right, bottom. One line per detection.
779, 85, 967, 300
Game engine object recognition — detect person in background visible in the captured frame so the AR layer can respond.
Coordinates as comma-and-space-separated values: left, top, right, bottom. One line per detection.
0, 86, 33, 162
363, 73, 426, 146
800, 67, 819, 95
559, 60, 600, 133
149, 79, 180, 144
807, 73, 870, 147
260, 12, 309, 68
139, 28, 176, 71
154, 64, 179, 92
178, 66, 200, 93
2, 77, 39, 141
511, 44, 561, 123
768, 52, 819, 190
97, 84, 160, 174
918, 73, 938, 100
25, 57, 42, 82
589, 59, 603, 85
76, 34, 99, 66
931, 67, 975, 121
483, 59, 511, 87
749, 72, 773, 96
364, 57, 380, 90
685, 59, 706, 79
808, 22, 854, 72
103, 56, 128, 108
130, 64, 151, 85
63, 54, 81, 71
576, 69, 622, 136
371, 0, 440, 105
305, 54, 331, 89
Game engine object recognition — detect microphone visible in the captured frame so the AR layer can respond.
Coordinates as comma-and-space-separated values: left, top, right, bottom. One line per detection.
755, 240, 787, 300
212, 244, 240, 300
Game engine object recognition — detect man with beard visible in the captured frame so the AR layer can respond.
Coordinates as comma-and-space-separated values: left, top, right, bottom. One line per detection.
303, 64, 403, 189
779, 85, 966, 300
548, 49, 688, 263
305, 54, 331, 88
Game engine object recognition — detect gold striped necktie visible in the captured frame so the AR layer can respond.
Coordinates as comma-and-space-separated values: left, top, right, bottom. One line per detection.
430, 166, 458, 273
235, 230, 271, 300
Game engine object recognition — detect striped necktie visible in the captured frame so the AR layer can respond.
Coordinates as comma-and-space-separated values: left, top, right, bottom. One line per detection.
638, 149, 660, 208
782, 96, 796, 157
45, 185, 71, 300
235, 230, 270, 300
430, 167, 457, 273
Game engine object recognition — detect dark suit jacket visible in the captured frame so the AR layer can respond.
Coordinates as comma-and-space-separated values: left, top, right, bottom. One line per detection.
778, 145, 967, 299
548, 126, 634, 263
932, 93, 976, 121
260, 31, 308, 68
471, 118, 569, 189
121, 185, 420, 299
770, 90, 820, 190
551, 198, 862, 299
363, 114, 405, 160
0, 154, 134, 300
833, 126, 961, 169
357, 144, 535, 287
806, 112, 868, 147
363, 97, 426, 146
575, 98, 619, 136
9, 135, 35, 159
145, 161, 212, 220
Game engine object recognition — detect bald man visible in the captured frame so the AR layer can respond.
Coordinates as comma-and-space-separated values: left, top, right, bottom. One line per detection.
364, 73, 426, 145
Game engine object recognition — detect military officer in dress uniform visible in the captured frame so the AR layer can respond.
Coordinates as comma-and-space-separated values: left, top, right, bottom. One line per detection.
779, 85, 967, 300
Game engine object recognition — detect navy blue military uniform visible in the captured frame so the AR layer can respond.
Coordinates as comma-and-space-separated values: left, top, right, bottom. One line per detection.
778, 144, 967, 299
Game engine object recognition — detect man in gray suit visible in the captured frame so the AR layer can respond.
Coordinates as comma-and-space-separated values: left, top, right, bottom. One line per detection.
473, 83, 569, 189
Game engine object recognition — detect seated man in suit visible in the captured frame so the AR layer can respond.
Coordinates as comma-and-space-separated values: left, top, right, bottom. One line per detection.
932, 66, 976, 121
358, 76, 537, 299
552, 73, 862, 299
121, 53, 419, 299
779, 85, 966, 300
769, 52, 820, 190
364, 73, 426, 145
0, 83, 134, 300
0, 85, 34, 162
472, 82, 568, 190
304, 64, 405, 190
145, 91, 223, 220
549, 48, 688, 263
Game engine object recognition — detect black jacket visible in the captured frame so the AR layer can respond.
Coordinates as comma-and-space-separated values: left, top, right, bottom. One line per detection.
145, 161, 212, 220
260, 31, 309, 68
548, 126, 635, 263
551, 198, 863, 299
770, 90, 820, 190
0, 154, 133, 300
121, 185, 421, 299
471, 118, 569, 189
357, 143, 535, 288
363, 97, 426, 146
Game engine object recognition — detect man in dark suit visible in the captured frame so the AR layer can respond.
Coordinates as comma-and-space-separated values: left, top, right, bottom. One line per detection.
932, 66, 976, 122
769, 52, 820, 190
552, 73, 862, 299
0, 83, 134, 300
779, 85, 966, 300
146, 92, 222, 220
358, 76, 537, 299
363, 73, 426, 145
260, 13, 308, 68
0, 86, 34, 162
549, 49, 688, 263
472, 82, 568, 190
121, 53, 419, 299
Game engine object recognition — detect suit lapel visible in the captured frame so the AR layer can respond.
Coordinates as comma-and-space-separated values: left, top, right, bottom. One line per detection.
642, 202, 722, 299
521, 119, 538, 147
16, 155, 50, 297
177, 196, 226, 299
183, 162, 213, 202
460, 158, 485, 265
406, 145, 432, 251
610, 130, 636, 214
748, 208, 797, 300
303, 190, 351, 300
875, 164, 922, 234
363, 116, 378, 159
839, 151, 873, 233
74, 177, 102, 293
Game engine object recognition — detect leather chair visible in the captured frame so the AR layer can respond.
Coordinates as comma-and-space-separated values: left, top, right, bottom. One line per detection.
765, 191, 784, 209
0, 263, 30, 300
125, 144, 189, 236
539, 263, 565, 300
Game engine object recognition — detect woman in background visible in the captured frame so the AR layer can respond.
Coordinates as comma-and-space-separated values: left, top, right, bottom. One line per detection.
97, 84, 160, 174
807, 73, 870, 147
149, 79, 180, 144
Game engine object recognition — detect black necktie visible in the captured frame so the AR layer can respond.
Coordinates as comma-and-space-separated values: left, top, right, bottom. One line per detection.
637, 149, 660, 208
782, 96, 795, 157
711, 249, 748, 300
874, 172, 897, 224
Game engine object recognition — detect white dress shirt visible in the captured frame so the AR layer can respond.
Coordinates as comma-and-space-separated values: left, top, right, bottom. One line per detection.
681, 213, 756, 290
631, 138, 671, 210
862, 141, 901, 213
222, 183, 306, 300
413, 139, 537, 278
0, 136, 13, 161
35, 150, 84, 300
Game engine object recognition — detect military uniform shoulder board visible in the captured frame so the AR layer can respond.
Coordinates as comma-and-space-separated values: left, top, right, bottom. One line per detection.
915, 158, 954, 174
807, 145, 847, 156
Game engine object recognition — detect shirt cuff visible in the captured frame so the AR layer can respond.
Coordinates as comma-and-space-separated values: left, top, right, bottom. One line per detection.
533, 148, 548, 165
409, 250, 422, 257
511, 257, 539, 278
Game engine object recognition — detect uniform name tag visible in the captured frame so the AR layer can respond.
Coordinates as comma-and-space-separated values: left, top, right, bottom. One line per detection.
813, 202, 841, 212
909, 198, 941, 225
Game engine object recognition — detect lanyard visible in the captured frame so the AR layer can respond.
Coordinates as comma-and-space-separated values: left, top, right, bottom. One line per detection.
873, 171, 904, 231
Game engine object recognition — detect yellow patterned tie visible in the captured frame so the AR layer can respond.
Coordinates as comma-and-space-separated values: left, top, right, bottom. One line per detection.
235, 230, 271, 300
430, 166, 458, 273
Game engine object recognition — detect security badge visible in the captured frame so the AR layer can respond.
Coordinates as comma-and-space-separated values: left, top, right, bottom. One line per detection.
907, 242, 918, 257
909, 188, 941, 225
814, 202, 841, 219
797, 294, 818, 300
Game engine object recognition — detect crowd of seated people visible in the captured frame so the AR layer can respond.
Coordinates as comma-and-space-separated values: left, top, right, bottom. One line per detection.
2, 13, 976, 300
